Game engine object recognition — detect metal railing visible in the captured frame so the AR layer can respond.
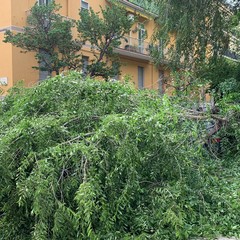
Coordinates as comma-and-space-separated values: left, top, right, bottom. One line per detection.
223, 49, 240, 61
117, 36, 151, 55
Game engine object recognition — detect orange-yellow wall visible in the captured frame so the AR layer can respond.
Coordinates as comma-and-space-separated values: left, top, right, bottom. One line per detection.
0, 1, 12, 26
0, 35, 13, 94
0, 1, 12, 94
120, 57, 157, 89
11, 0, 30, 27
12, 47, 39, 87
0, 0, 167, 94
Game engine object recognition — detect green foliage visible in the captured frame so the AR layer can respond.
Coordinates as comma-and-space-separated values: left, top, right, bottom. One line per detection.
151, 0, 229, 69
4, 1, 133, 80
78, 3, 133, 79
4, 1, 81, 75
164, 71, 207, 103
231, 10, 240, 28
197, 57, 240, 99
124, 0, 158, 14
0, 72, 240, 239
215, 77, 240, 163
230, 8, 240, 59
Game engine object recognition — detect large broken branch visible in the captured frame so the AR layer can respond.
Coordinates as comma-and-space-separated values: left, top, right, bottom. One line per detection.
182, 114, 228, 122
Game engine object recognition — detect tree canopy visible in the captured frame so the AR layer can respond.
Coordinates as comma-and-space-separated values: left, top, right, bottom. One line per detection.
4, 1, 133, 80
4, 2, 81, 76
1, 1, 240, 239
78, 3, 133, 79
0, 72, 240, 239
151, 0, 230, 69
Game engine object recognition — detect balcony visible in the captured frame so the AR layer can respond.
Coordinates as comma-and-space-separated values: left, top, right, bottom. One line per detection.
115, 36, 152, 61
223, 49, 240, 61
112, 0, 158, 18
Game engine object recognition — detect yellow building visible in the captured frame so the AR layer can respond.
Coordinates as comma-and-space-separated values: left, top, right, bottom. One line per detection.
0, 0, 169, 95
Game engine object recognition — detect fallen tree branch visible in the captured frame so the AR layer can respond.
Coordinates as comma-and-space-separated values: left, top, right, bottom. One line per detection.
182, 114, 228, 122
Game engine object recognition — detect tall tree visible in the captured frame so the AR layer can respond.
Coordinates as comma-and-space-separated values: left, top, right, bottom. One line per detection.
4, 1, 81, 77
230, 1, 240, 53
77, 3, 134, 80
150, 0, 230, 69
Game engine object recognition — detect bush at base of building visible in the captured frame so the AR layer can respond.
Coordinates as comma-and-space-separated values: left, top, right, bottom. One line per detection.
0, 72, 239, 240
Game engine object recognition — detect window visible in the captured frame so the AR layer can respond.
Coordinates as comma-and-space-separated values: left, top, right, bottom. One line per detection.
112, 62, 120, 80
138, 23, 146, 53
159, 70, 164, 94
39, 49, 50, 81
38, 0, 52, 5
81, 0, 89, 11
82, 56, 89, 76
138, 66, 144, 89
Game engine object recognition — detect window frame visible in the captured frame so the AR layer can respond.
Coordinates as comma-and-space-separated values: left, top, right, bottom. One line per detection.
81, 0, 89, 11
138, 23, 146, 53
82, 56, 89, 76
159, 70, 164, 94
138, 66, 144, 89
38, 0, 52, 5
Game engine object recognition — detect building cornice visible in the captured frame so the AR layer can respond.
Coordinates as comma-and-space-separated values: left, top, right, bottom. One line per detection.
0, 25, 24, 33
107, 0, 158, 19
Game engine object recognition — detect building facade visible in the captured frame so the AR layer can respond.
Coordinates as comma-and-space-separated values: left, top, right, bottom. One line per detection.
0, 0, 169, 95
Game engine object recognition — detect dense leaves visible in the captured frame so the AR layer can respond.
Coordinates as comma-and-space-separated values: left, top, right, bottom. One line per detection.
4, 2, 81, 75
4, 1, 133, 80
78, 3, 133, 79
0, 72, 239, 239
149, 0, 230, 69
197, 57, 240, 99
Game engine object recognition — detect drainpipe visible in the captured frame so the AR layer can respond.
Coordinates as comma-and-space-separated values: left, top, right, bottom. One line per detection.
66, 0, 69, 17
151, 62, 154, 89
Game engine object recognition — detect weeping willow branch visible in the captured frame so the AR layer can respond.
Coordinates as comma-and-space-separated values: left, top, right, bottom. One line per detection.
151, 0, 230, 69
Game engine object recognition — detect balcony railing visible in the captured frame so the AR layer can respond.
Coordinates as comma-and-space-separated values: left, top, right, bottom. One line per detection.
117, 36, 151, 55
223, 49, 240, 61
